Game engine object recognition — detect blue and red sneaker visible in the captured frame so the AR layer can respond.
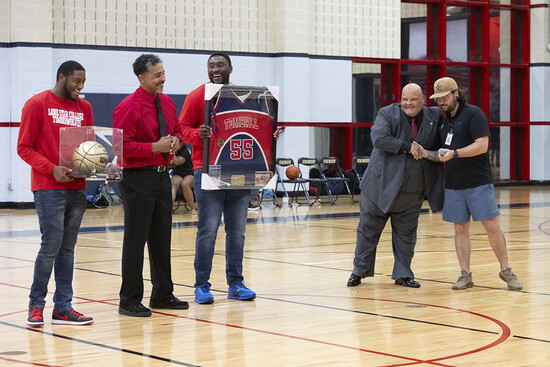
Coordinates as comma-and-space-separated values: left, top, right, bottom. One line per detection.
194, 285, 214, 304
227, 283, 256, 301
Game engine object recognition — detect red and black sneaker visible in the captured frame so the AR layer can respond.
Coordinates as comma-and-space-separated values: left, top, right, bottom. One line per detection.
52, 309, 93, 325
27, 307, 44, 327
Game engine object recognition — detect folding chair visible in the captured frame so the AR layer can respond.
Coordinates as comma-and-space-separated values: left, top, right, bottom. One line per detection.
319, 156, 355, 204
297, 157, 330, 205
258, 187, 282, 208
275, 158, 313, 207
352, 156, 370, 184
170, 168, 192, 214
171, 188, 189, 213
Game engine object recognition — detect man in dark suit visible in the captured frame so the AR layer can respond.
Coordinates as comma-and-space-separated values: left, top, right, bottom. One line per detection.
348, 83, 444, 288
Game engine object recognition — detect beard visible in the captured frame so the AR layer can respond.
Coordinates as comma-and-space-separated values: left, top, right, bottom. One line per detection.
441, 99, 458, 114
63, 82, 78, 101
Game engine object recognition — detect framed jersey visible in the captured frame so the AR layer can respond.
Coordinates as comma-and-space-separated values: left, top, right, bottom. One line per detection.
202, 84, 279, 190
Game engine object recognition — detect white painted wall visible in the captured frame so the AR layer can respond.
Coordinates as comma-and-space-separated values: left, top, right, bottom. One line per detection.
530, 66, 550, 181
529, 4, 550, 181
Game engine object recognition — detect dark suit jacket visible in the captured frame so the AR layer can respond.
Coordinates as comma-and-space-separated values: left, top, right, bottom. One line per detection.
361, 104, 444, 213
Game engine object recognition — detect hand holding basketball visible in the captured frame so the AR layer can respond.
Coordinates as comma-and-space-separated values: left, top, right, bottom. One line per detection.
52, 165, 73, 182
285, 165, 300, 180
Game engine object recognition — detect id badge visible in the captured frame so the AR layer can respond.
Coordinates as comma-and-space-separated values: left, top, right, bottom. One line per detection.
445, 132, 453, 145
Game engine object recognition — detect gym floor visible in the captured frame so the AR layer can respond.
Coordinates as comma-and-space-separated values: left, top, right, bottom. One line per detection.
0, 185, 549, 366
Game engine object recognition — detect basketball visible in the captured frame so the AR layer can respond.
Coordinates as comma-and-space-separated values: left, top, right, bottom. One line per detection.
72, 141, 109, 176
285, 165, 300, 179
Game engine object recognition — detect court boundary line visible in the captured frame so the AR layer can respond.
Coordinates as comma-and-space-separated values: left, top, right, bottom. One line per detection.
0, 281, 515, 367
1, 197, 548, 365
2, 199, 550, 239
0, 320, 199, 367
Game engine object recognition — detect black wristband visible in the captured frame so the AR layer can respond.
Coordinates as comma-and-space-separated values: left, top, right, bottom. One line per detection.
453, 149, 459, 159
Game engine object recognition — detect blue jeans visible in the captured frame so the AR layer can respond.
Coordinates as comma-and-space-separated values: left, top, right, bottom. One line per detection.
194, 170, 250, 287
250, 189, 259, 201
30, 189, 87, 311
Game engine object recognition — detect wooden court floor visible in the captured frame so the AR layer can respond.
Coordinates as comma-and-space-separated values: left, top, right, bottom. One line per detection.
1, 185, 549, 366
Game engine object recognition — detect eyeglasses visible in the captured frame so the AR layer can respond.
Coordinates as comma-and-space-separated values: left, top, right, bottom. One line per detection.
434, 90, 456, 104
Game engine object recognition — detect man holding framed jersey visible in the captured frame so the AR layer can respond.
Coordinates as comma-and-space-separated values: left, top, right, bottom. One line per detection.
179, 51, 257, 304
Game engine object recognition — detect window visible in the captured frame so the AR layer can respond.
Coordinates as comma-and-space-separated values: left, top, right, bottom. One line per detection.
352, 0, 531, 182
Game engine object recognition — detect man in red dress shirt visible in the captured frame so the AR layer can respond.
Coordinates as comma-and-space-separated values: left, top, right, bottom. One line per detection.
113, 54, 188, 316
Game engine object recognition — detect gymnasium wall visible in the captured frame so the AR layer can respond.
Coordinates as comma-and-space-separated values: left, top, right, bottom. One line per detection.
2, 1, 399, 205
530, 3, 550, 181
6, 0, 400, 57
2, 1, 549, 204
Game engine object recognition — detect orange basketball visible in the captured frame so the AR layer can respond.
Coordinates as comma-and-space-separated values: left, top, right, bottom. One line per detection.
285, 165, 300, 179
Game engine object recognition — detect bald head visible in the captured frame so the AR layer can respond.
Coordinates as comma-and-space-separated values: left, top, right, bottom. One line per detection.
403, 83, 423, 96
401, 83, 425, 117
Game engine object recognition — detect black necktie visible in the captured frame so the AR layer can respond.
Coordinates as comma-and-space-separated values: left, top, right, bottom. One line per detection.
154, 96, 169, 161
411, 117, 418, 139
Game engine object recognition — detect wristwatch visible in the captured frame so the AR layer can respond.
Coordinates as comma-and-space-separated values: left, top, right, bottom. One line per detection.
453, 149, 459, 159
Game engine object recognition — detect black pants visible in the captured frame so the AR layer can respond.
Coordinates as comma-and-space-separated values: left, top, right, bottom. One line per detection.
119, 168, 174, 307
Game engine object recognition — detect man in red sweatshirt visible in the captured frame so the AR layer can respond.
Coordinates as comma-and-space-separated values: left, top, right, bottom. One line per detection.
179, 51, 256, 304
17, 60, 94, 327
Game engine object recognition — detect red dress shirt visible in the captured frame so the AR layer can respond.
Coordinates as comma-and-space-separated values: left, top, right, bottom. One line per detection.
113, 86, 183, 169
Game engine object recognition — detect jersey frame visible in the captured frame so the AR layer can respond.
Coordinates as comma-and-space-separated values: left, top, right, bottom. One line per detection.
202, 84, 279, 190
